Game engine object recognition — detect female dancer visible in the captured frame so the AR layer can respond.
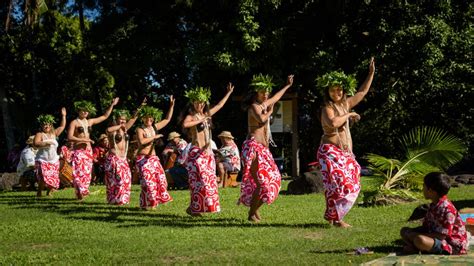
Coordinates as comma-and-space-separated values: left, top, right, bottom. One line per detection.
105, 99, 146, 205
135, 96, 174, 210
316, 57, 375, 227
34, 108, 67, 197
240, 74, 294, 222
182, 84, 233, 215
68, 98, 119, 200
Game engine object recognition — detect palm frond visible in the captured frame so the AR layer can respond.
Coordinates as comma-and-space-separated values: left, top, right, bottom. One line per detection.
402, 126, 466, 170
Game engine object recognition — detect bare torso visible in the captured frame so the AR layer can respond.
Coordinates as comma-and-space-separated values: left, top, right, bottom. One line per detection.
108, 128, 128, 158
187, 113, 211, 150
321, 102, 352, 151
136, 126, 157, 156
71, 118, 92, 150
247, 105, 270, 147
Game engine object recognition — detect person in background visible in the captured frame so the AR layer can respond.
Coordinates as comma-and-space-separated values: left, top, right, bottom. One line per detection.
34, 108, 67, 197
400, 172, 468, 255
92, 134, 109, 184
17, 136, 37, 191
162, 131, 189, 189
216, 131, 240, 187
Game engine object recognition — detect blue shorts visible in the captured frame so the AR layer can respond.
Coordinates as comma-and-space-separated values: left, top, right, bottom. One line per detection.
431, 238, 449, 255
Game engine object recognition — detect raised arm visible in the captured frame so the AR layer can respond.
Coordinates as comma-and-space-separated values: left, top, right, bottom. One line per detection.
126, 98, 147, 130
321, 106, 360, 129
88, 97, 119, 126
209, 83, 234, 116
155, 96, 175, 130
347, 57, 375, 109
55, 107, 67, 136
262, 75, 294, 107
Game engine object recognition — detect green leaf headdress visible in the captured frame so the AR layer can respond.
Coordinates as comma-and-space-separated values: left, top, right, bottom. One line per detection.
112, 109, 130, 120
184, 86, 211, 103
139, 106, 163, 121
250, 74, 274, 93
74, 100, 97, 116
316, 71, 357, 96
37, 114, 56, 126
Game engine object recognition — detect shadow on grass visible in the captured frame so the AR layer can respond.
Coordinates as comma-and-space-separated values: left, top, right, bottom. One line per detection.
453, 199, 474, 210
309, 244, 400, 255
0, 194, 329, 229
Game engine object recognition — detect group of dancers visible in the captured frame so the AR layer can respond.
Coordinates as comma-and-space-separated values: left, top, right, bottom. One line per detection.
30, 57, 375, 224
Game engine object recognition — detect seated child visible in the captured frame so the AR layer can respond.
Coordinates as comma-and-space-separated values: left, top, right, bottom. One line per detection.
400, 172, 468, 255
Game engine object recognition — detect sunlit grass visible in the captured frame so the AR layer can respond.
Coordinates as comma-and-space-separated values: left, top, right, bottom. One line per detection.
1, 176, 473, 264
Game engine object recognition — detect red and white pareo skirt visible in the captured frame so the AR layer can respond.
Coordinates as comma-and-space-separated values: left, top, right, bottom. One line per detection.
238, 138, 281, 207
185, 145, 220, 213
317, 144, 361, 222
35, 160, 60, 190
72, 149, 94, 198
104, 153, 132, 205
136, 154, 172, 208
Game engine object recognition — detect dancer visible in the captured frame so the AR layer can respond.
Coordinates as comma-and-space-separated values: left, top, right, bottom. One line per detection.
136, 96, 175, 210
240, 74, 294, 222
33, 108, 67, 197
105, 100, 145, 205
68, 98, 119, 200
316, 57, 375, 227
182, 84, 234, 215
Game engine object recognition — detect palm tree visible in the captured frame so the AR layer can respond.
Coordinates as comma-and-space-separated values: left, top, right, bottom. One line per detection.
367, 126, 466, 190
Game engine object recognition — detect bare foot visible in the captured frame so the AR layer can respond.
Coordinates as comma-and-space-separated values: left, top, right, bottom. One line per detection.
248, 214, 260, 223
333, 221, 352, 228
255, 210, 261, 220
186, 207, 202, 217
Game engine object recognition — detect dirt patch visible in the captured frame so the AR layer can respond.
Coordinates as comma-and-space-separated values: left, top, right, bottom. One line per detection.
30, 243, 54, 250
303, 232, 324, 240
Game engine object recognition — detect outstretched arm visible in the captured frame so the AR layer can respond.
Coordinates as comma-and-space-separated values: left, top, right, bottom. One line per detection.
347, 57, 375, 109
209, 83, 234, 116
262, 75, 294, 107
88, 97, 119, 126
55, 107, 67, 136
155, 96, 175, 130
126, 98, 147, 130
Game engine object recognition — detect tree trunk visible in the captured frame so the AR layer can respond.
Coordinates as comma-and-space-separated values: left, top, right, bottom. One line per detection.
77, 0, 85, 33
0, 87, 15, 151
5, 0, 14, 33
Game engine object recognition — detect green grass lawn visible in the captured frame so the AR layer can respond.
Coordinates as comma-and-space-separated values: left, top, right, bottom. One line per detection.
1, 177, 473, 265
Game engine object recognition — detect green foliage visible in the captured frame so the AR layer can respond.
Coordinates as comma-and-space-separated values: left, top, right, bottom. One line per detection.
36, 114, 55, 126
315, 71, 357, 96
367, 127, 467, 190
74, 100, 97, 116
250, 74, 275, 92
112, 109, 131, 120
184, 86, 212, 103
139, 106, 163, 122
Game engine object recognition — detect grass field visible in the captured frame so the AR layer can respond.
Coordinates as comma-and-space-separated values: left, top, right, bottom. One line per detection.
1, 177, 473, 265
